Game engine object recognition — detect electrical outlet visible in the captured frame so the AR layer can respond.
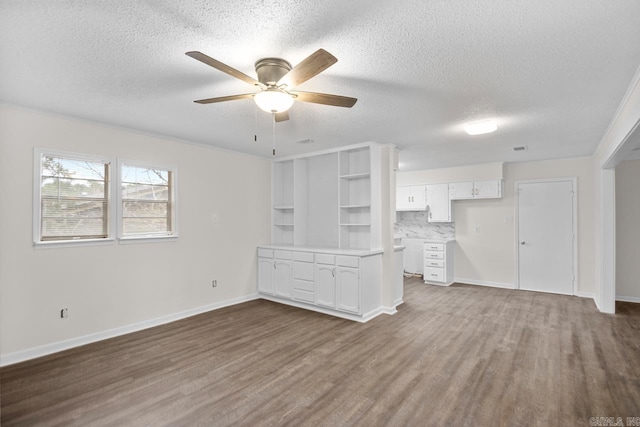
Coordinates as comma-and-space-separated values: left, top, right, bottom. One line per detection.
60, 308, 68, 319
212, 280, 218, 288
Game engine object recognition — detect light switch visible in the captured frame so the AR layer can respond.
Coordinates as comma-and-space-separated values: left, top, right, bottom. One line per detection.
211, 214, 219, 223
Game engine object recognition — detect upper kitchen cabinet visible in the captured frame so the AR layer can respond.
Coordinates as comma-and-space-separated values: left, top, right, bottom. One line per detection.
426, 183, 451, 222
449, 179, 502, 200
396, 185, 427, 211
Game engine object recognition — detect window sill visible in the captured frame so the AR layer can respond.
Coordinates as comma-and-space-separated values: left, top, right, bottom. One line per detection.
118, 235, 178, 244
34, 238, 116, 249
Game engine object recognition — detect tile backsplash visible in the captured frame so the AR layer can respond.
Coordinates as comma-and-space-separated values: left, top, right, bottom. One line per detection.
395, 211, 455, 240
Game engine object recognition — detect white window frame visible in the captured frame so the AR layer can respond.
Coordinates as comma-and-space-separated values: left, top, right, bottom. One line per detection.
33, 148, 116, 248
117, 159, 178, 243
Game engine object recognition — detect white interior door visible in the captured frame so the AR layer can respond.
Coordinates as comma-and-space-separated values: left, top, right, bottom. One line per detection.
517, 179, 575, 295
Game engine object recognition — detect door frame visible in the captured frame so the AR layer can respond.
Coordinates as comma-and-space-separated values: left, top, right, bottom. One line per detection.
514, 177, 578, 295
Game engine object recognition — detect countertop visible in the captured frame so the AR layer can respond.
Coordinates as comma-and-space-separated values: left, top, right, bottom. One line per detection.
258, 244, 384, 257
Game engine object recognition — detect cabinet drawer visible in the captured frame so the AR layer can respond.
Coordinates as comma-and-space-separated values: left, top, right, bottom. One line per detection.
292, 262, 314, 281
424, 267, 444, 282
293, 251, 314, 262
316, 254, 335, 265
424, 243, 444, 251
258, 248, 273, 258
336, 255, 359, 268
424, 251, 444, 260
424, 259, 444, 268
274, 250, 293, 260
292, 278, 315, 292
292, 288, 315, 303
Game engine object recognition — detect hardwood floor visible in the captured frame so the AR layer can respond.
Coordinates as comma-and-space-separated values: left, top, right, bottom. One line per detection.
2, 278, 639, 426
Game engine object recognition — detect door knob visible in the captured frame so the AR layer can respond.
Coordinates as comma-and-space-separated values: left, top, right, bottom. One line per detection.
520, 241, 525, 245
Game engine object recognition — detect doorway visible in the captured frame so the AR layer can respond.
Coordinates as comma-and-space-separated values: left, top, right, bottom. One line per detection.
516, 178, 577, 295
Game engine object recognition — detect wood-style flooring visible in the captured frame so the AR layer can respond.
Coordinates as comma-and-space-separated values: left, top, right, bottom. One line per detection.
1, 278, 640, 426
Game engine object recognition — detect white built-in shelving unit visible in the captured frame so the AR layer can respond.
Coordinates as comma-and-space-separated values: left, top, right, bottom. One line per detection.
271, 143, 381, 250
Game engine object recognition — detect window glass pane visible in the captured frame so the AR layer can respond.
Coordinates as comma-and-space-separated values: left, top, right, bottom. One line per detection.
121, 165, 168, 185
42, 199, 107, 218
42, 177, 105, 198
122, 183, 168, 201
38, 153, 110, 242
42, 156, 106, 180
123, 218, 170, 235
123, 201, 168, 218
41, 218, 107, 239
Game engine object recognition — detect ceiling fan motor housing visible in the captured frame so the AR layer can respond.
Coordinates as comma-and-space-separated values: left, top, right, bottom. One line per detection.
255, 58, 292, 86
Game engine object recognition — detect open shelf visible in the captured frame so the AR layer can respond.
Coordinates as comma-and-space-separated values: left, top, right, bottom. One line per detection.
340, 223, 370, 227
340, 204, 370, 209
273, 205, 294, 210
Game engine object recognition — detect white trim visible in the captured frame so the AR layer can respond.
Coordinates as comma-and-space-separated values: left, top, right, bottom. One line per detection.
117, 159, 178, 240
455, 278, 516, 290
273, 142, 390, 163
575, 291, 596, 299
616, 295, 640, 303
514, 177, 579, 296
33, 147, 116, 247
0, 293, 260, 367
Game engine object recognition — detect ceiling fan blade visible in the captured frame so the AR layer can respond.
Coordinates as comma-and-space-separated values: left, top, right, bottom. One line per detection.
277, 49, 337, 88
194, 93, 255, 104
290, 91, 357, 108
274, 111, 289, 122
186, 51, 265, 88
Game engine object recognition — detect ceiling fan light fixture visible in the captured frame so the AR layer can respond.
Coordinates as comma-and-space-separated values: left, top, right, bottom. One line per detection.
254, 89, 294, 113
464, 119, 498, 136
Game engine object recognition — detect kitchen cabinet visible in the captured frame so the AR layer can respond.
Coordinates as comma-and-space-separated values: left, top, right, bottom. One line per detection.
315, 262, 336, 308
258, 251, 274, 295
257, 246, 383, 322
426, 183, 451, 222
423, 240, 455, 286
396, 185, 427, 211
449, 179, 502, 200
336, 266, 359, 313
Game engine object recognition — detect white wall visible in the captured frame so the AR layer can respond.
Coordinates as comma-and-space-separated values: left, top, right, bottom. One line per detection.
397, 157, 596, 295
615, 159, 640, 301
0, 105, 271, 362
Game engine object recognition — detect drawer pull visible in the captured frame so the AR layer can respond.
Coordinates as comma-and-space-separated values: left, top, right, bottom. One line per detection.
430, 262, 438, 266
430, 274, 438, 277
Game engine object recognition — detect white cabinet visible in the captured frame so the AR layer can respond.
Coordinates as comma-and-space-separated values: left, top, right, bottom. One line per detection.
336, 266, 359, 313
396, 185, 426, 211
315, 263, 335, 308
423, 240, 455, 286
257, 247, 383, 321
258, 255, 274, 295
425, 183, 451, 222
449, 179, 502, 200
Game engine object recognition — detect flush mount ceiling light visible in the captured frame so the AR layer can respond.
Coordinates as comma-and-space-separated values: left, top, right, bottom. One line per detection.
464, 119, 498, 136
253, 89, 295, 113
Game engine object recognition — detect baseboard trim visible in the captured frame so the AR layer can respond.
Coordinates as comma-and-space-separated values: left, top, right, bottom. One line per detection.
616, 295, 640, 303
575, 291, 596, 299
0, 293, 260, 367
454, 278, 516, 290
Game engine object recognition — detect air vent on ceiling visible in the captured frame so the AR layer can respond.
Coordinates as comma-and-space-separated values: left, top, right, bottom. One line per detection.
512, 145, 528, 152
295, 138, 315, 144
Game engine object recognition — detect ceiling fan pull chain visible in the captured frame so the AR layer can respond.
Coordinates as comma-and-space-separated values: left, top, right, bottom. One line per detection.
254, 104, 258, 143
272, 113, 276, 156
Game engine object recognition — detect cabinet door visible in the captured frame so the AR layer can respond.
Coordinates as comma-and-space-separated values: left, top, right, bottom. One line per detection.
396, 186, 413, 211
315, 264, 335, 308
274, 260, 292, 297
336, 266, 359, 313
474, 179, 502, 199
410, 185, 426, 207
449, 181, 475, 200
258, 257, 274, 295
426, 183, 451, 222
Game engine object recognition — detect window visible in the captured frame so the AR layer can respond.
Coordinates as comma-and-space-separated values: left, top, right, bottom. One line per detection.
118, 161, 177, 239
34, 149, 113, 244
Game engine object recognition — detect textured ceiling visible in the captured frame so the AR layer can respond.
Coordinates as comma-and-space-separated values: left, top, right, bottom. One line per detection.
2, 1, 640, 170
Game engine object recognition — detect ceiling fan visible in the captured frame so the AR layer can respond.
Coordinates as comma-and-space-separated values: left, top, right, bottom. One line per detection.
185, 49, 357, 122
